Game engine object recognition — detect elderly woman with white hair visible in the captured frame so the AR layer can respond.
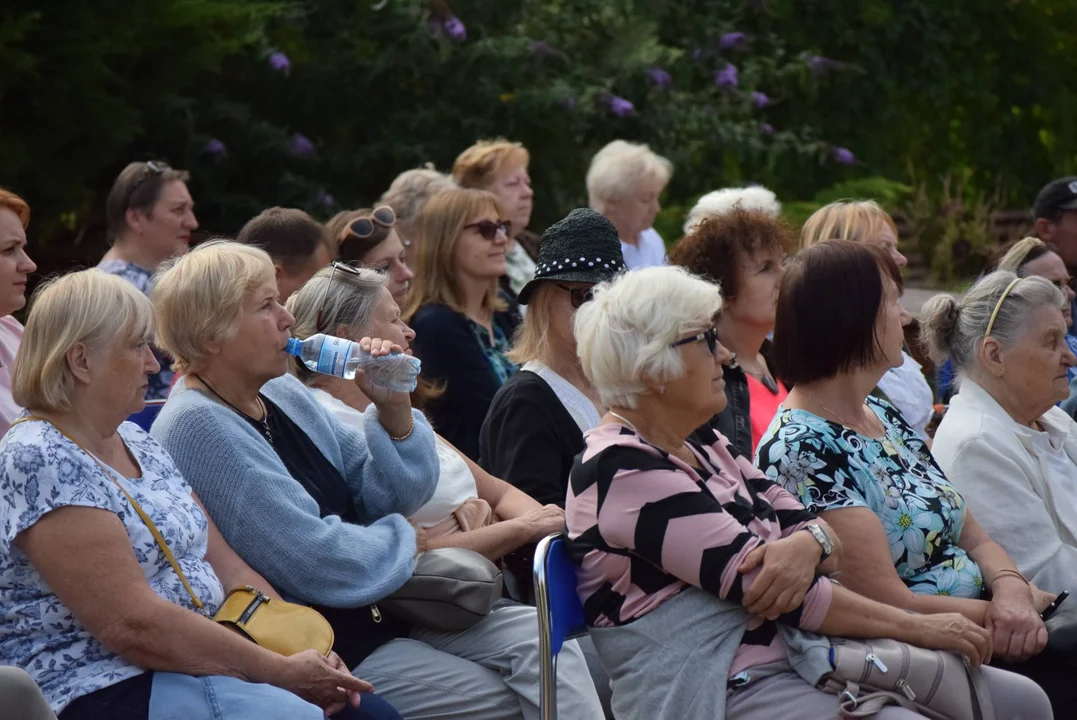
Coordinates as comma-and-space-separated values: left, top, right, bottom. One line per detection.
682, 186, 781, 235
586, 139, 672, 269
0, 269, 384, 720
926, 272, 1077, 596
566, 265, 1052, 720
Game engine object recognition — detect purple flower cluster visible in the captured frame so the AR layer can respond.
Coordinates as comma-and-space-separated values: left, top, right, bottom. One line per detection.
609, 96, 635, 117
751, 91, 770, 108
287, 133, 315, 158
269, 51, 291, 75
719, 32, 747, 50
315, 189, 335, 208
648, 67, 673, 90
760, 123, 775, 136
443, 15, 467, 42
715, 63, 738, 89
831, 147, 856, 165
202, 138, 227, 157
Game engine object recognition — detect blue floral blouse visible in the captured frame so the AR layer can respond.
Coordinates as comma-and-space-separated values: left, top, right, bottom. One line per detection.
755, 397, 983, 599
0, 420, 224, 713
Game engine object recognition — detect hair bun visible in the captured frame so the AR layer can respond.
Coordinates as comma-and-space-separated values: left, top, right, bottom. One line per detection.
918, 294, 961, 365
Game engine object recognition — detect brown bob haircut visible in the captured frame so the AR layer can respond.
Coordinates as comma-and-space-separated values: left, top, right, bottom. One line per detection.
236, 207, 327, 272
668, 207, 795, 299
773, 240, 903, 385
325, 208, 396, 265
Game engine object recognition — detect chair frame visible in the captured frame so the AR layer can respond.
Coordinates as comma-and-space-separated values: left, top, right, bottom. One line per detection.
533, 532, 588, 720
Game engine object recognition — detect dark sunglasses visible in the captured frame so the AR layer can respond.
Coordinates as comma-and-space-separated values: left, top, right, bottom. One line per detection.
464, 219, 511, 241
341, 206, 396, 242
316, 261, 362, 330
557, 284, 595, 309
670, 327, 720, 355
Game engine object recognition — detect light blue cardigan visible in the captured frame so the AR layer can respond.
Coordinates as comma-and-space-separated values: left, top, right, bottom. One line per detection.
151, 373, 438, 608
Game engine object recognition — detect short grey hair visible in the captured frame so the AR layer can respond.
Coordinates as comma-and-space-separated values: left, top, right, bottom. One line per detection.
683, 186, 781, 234
13, 269, 154, 412
586, 140, 673, 213
919, 270, 1064, 376
285, 265, 387, 384
379, 165, 457, 235
574, 265, 722, 409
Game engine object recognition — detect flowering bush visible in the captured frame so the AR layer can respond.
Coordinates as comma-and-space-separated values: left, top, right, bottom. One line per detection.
3, 0, 1076, 260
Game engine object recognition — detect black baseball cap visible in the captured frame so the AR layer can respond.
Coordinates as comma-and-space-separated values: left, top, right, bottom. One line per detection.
1033, 177, 1077, 220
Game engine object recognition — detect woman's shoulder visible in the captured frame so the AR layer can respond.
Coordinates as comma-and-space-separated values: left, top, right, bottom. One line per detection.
410, 303, 462, 326
492, 369, 558, 405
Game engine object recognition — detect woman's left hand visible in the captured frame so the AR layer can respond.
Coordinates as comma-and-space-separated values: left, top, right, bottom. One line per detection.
354, 337, 414, 437
737, 532, 820, 620
986, 578, 1049, 661
321, 652, 367, 716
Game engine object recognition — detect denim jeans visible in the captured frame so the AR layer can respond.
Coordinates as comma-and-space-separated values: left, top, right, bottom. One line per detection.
147, 672, 401, 720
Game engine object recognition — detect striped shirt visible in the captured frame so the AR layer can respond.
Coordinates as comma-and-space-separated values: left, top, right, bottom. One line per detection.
565, 423, 833, 675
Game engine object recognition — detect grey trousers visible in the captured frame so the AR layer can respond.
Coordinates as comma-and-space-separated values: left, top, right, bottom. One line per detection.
726, 661, 1053, 720
0, 667, 56, 720
355, 600, 603, 719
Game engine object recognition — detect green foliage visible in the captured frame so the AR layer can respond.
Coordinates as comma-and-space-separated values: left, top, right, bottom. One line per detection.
1, 0, 1076, 273
780, 176, 913, 230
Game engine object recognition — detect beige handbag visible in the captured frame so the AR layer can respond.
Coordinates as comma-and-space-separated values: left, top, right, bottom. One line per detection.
821, 638, 996, 720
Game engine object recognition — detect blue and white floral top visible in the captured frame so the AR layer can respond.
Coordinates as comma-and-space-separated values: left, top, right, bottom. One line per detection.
97, 259, 174, 399
0, 420, 224, 713
755, 397, 984, 599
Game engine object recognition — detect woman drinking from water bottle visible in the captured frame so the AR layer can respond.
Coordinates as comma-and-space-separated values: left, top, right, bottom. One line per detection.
150, 240, 603, 719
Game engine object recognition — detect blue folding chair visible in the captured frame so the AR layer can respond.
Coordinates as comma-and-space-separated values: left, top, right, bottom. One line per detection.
533, 533, 588, 720
127, 399, 166, 431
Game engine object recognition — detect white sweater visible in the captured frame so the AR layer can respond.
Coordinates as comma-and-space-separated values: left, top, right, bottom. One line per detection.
932, 379, 1077, 594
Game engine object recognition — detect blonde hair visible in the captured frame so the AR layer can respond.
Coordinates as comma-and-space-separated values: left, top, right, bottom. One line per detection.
586, 140, 673, 212
452, 139, 530, 189
0, 188, 30, 229
13, 270, 154, 412
402, 188, 506, 320
800, 200, 898, 249
996, 237, 1048, 275
153, 240, 276, 375
506, 283, 556, 365
574, 266, 722, 409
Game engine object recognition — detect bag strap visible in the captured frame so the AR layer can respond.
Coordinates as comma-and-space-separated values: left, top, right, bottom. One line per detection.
10, 416, 205, 611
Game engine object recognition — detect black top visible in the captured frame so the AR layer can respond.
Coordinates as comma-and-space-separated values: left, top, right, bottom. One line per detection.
709, 340, 780, 459
480, 370, 584, 508
409, 300, 520, 461
244, 396, 409, 668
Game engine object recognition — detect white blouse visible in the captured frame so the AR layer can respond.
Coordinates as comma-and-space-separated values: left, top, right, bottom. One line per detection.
522, 360, 602, 432
310, 388, 477, 527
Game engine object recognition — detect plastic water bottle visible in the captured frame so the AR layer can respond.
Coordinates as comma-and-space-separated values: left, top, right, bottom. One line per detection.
286, 334, 422, 393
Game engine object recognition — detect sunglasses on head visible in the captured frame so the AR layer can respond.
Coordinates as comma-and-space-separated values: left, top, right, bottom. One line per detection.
670, 327, 720, 355
341, 206, 396, 242
557, 284, 595, 309
316, 261, 362, 331
464, 219, 511, 241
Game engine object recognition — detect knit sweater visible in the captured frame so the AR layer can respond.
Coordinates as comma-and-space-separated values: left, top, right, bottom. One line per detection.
151, 373, 438, 608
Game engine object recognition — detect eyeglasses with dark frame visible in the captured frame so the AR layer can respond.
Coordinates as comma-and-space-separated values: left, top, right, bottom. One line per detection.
340, 206, 396, 243
464, 219, 511, 241
670, 327, 720, 356
556, 284, 595, 309
316, 261, 363, 330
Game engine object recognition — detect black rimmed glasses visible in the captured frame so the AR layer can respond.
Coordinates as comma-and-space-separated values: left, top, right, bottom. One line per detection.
316, 261, 362, 330
340, 206, 396, 242
670, 327, 719, 355
464, 219, 511, 241
557, 284, 595, 309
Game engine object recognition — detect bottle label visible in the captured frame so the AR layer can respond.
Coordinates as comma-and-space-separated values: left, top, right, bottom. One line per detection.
315, 336, 353, 377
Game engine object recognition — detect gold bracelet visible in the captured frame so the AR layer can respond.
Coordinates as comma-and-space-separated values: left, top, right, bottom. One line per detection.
991, 568, 1029, 588
388, 417, 414, 442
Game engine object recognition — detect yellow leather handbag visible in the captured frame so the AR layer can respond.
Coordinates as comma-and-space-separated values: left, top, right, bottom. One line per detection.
13, 417, 335, 657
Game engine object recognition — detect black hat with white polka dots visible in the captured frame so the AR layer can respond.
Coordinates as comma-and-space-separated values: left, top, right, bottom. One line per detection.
517, 208, 626, 305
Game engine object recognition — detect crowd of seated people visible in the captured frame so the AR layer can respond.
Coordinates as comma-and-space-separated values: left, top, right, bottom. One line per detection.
4, 150, 1077, 720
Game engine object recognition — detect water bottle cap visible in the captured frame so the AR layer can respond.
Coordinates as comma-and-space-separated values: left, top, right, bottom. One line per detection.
285, 337, 301, 356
